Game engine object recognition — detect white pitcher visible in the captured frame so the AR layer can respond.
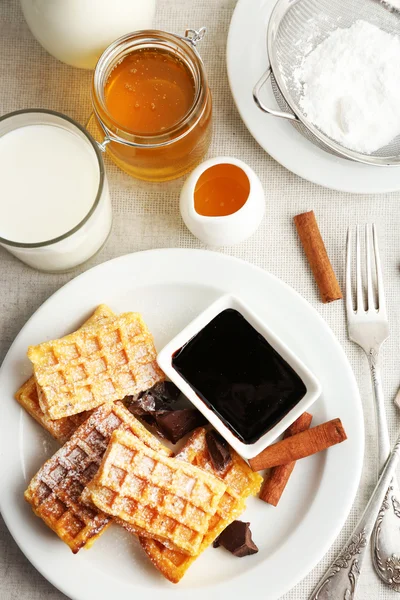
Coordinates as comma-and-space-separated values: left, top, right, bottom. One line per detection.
20, 0, 156, 69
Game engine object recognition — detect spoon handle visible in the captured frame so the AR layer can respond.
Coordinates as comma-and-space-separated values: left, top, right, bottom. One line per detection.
371, 476, 400, 591
310, 436, 400, 600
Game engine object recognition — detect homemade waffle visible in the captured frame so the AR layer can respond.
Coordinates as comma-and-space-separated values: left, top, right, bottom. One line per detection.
139, 427, 263, 583
16, 305, 115, 443
16, 377, 91, 444
24, 402, 172, 553
15, 304, 115, 444
76, 304, 116, 329
28, 312, 165, 419
86, 429, 227, 556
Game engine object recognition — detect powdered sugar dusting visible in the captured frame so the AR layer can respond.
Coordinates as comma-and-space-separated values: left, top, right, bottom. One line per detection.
294, 20, 400, 153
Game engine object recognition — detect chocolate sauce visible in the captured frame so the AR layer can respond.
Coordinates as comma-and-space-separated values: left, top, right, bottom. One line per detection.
172, 309, 307, 445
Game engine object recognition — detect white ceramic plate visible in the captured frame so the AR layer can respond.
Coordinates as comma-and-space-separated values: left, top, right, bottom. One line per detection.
0, 249, 363, 600
226, 0, 400, 194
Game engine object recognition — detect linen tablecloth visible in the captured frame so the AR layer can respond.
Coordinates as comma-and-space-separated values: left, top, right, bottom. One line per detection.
1, 0, 400, 598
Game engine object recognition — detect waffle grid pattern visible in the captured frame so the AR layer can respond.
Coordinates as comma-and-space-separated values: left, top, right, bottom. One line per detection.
24, 402, 171, 553
139, 427, 263, 582
16, 377, 91, 444
16, 305, 116, 442
88, 429, 227, 556
28, 313, 165, 419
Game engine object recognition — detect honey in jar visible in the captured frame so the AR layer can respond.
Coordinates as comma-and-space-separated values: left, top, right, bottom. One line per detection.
194, 163, 250, 217
92, 30, 212, 182
105, 48, 196, 135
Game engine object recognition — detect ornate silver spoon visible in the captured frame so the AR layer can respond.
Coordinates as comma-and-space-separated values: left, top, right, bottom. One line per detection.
310, 435, 400, 599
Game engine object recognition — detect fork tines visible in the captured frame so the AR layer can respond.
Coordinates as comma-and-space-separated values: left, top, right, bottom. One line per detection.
346, 224, 387, 316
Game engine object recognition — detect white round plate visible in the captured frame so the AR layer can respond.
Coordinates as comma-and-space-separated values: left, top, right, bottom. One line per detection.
0, 249, 363, 600
227, 0, 400, 194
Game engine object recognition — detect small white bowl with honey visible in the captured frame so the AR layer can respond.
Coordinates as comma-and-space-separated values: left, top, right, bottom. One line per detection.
180, 157, 265, 246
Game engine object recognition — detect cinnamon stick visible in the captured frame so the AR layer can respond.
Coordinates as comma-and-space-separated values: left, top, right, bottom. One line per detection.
294, 210, 342, 303
249, 418, 347, 471
259, 412, 312, 506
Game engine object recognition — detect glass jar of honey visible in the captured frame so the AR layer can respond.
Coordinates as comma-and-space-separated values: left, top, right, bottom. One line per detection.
91, 28, 212, 182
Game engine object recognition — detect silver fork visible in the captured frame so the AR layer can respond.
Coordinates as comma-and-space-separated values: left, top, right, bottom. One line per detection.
309, 225, 400, 599
346, 224, 400, 591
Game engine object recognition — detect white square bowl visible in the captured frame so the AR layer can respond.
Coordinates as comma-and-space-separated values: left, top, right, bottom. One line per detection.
157, 294, 321, 459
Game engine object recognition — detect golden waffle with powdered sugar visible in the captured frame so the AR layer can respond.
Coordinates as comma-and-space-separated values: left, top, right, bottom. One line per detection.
28, 312, 165, 420
16, 304, 116, 443
24, 401, 172, 553
16, 377, 92, 445
85, 429, 227, 556
139, 427, 263, 582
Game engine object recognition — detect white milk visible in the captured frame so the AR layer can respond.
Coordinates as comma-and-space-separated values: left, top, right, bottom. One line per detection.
0, 120, 112, 271
20, 0, 156, 69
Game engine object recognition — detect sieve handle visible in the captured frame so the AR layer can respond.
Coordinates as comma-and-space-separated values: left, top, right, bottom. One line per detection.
253, 68, 299, 121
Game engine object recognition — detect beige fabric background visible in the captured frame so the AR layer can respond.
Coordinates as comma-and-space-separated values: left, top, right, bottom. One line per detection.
1, 0, 400, 598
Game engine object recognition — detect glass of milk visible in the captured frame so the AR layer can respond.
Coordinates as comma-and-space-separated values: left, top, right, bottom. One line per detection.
0, 109, 112, 272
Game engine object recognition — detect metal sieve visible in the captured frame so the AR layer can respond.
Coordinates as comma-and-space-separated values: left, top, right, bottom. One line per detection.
253, 0, 400, 166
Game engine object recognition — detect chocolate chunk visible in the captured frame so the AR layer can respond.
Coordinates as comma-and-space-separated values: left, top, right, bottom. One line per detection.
149, 381, 181, 403
126, 382, 205, 444
155, 409, 207, 444
127, 397, 156, 418
205, 430, 232, 474
213, 521, 258, 557
137, 393, 169, 414
126, 381, 181, 419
